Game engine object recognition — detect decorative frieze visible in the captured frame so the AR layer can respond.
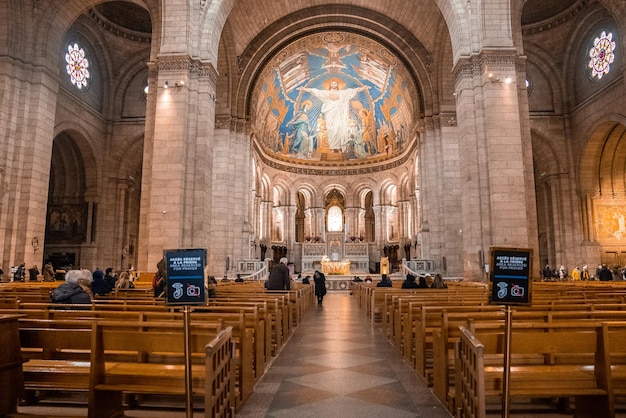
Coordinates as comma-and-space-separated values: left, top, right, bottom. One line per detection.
253, 141, 416, 176
157, 56, 218, 85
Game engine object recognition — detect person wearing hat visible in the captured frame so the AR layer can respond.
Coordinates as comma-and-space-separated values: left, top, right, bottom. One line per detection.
401, 273, 419, 289
50, 269, 93, 304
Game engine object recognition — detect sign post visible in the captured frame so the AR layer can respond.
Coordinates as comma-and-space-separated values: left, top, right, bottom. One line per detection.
164, 248, 207, 418
489, 247, 532, 418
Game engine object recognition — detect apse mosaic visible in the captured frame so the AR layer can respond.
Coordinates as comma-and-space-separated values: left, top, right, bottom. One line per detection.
252, 32, 417, 164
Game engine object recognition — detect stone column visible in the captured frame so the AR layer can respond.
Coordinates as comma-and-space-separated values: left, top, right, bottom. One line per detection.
344, 207, 359, 239
138, 56, 217, 270
454, 52, 534, 280
0, 57, 58, 271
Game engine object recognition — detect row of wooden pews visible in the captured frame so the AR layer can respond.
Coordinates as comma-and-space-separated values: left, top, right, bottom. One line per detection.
0, 279, 314, 417
353, 280, 626, 418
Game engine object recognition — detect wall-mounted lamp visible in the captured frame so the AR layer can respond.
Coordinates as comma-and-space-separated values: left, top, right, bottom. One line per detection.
164, 81, 185, 89
143, 85, 149, 94
504, 75, 512, 84
488, 73, 501, 83
210, 92, 217, 103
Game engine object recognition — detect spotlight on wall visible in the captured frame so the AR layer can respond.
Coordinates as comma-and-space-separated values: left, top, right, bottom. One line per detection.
488, 73, 501, 83
210, 92, 217, 103
143, 85, 149, 94
504, 75, 512, 84
164, 81, 169, 89
175, 81, 184, 88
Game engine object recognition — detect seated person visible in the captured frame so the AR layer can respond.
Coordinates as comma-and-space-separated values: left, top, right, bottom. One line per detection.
376, 274, 392, 287
115, 271, 134, 289
91, 268, 113, 296
417, 275, 429, 288
431, 273, 448, 289
363, 275, 373, 283
401, 273, 419, 289
51, 269, 93, 304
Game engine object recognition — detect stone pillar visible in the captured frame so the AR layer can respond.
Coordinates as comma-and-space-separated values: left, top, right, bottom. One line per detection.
260, 201, 273, 242
138, 56, 217, 271
0, 58, 58, 271
312, 207, 325, 240
454, 52, 535, 280
344, 207, 359, 239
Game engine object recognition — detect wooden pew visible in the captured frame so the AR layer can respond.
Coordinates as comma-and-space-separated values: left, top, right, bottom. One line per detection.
20, 309, 254, 408
87, 321, 229, 418
205, 327, 236, 418
433, 309, 626, 410
597, 321, 626, 417
19, 325, 93, 400
454, 323, 611, 418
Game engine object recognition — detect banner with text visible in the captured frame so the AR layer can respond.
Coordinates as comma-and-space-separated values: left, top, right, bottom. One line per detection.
489, 247, 532, 305
164, 248, 206, 306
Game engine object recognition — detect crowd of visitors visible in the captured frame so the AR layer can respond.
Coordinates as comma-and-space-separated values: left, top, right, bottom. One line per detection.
542, 263, 626, 281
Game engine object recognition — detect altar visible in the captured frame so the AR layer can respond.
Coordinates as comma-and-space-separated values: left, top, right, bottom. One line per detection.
300, 232, 369, 275
321, 259, 350, 275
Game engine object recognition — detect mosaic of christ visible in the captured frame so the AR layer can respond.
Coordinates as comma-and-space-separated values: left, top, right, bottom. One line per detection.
253, 32, 417, 163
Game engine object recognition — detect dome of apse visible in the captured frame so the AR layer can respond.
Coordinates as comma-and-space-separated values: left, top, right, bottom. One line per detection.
251, 31, 418, 168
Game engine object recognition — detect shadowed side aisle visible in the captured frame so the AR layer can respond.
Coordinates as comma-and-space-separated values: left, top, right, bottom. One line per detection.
236, 292, 452, 418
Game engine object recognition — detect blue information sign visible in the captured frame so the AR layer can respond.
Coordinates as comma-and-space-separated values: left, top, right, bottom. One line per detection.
489, 247, 532, 305
164, 248, 207, 306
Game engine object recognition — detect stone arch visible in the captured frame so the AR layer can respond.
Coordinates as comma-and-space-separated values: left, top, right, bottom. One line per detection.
197, 0, 235, 63
580, 116, 626, 196
434, 0, 472, 64
52, 123, 99, 195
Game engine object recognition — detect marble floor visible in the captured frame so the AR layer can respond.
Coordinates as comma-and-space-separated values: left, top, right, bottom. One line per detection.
236, 292, 452, 418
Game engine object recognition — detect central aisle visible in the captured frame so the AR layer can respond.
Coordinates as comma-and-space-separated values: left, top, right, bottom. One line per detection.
236, 292, 453, 418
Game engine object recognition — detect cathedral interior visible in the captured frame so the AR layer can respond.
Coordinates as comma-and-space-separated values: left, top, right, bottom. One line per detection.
1, 0, 626, 280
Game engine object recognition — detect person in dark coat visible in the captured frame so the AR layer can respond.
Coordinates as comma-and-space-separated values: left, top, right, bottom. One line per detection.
401, 273, 419, 289
13, 263, 25, 282
91, 268, 112, 296
266, 257, 291, 290
313, 270, 327, 304
417, 275, 429, 288
376, 274, 392, 287
152, 258, 167, 297
50, 269, 92, 304
104, 267, 117, 288
599, 264, 614, 281
28, 265, 40, 281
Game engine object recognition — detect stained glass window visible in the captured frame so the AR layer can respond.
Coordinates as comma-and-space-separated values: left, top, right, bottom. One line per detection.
588, 31, 616, 80
65, 43, 90, 89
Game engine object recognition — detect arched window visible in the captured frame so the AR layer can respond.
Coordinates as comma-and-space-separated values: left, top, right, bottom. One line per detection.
327, 205, 343, 232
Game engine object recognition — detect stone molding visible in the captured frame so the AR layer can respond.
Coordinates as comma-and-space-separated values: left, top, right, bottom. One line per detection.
157, 55, 218, 85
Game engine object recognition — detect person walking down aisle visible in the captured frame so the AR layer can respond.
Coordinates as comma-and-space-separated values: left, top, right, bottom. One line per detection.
313, 270, 327, 304
266, 257, 291, 290
236, 292, 452, 418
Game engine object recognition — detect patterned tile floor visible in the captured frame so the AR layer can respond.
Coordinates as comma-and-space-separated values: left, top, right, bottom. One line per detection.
236, 292, 452, 418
